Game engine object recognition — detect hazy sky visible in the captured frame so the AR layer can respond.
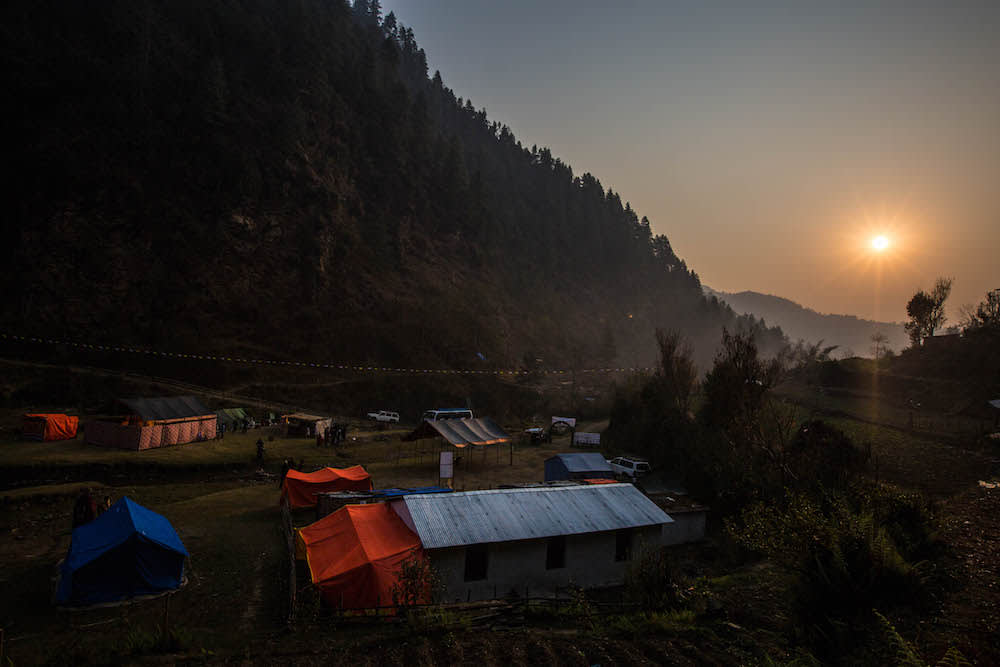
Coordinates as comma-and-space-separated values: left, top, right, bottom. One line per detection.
381, 1, 998, 322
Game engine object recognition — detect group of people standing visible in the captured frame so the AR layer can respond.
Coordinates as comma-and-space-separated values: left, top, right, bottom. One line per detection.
217, 417, 255, 440
316, 423, 347, 448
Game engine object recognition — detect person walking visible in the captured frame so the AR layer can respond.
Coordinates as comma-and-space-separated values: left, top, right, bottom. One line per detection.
256, 438, 265, 464
279, 458, 290, 487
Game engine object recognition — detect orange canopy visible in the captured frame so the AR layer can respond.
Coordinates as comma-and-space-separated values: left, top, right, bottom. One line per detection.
281, 466, 373, 508
582, 477, 619, 485
297, 502, 426, 609
23, 414, 79, 441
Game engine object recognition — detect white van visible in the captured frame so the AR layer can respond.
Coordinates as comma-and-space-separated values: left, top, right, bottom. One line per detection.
422, 408, 473, 422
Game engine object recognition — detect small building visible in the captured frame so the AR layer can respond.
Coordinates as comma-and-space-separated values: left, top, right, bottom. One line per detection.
544, 452, 614, 482
283, 413, 331, 437
84, 396, 216, 450
637, 473, 708, 545
390, 483, 673, 602
22, 413, 79, 441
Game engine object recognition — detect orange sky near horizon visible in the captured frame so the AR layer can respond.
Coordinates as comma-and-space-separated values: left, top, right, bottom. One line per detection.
382, 1, 999, 323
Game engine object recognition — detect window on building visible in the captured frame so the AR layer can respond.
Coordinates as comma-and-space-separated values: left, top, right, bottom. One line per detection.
464, 544, 488, 581
615, 528, 633, 562
546, 535, 566, 570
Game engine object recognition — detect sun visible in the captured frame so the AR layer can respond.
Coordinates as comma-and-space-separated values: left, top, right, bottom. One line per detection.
870, 235, 890, 252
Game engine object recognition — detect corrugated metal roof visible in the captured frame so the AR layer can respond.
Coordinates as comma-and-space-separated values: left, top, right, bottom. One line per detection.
402, 417, 510, 447
400, 483, 672, 549
119, 396, 213, 421
547, 452, 612, 473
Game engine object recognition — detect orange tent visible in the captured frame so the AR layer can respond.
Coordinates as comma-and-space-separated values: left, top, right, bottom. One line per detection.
23, 414, 79, 441
281, 466, 373, 508
297, 502, 426, 609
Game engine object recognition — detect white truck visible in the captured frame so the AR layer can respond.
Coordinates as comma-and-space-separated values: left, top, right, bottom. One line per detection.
607, 456, 651, 480
366, 410, 399, 423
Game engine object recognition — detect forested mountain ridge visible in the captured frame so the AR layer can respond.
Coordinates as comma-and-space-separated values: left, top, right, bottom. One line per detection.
707, 289, 907, 358
1, 0, 785, 379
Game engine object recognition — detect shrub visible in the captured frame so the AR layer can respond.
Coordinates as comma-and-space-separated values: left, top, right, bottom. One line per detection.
624, 544, 677, 610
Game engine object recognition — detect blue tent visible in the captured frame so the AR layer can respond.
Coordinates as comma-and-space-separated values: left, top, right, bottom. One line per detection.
56, 497, 188, 606
544, 452, 614, 482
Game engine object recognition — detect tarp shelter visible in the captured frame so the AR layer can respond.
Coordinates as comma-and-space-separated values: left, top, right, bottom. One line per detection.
85, 396, 216, 450
282, 466, 373, 509
544, 452, 614, 482
297, 502, 425, 609
56, 497, 188, 607
215, 407, 249, 430
283, 413, 331, 437
22, 413, 79, 441
402, 417, 510, 448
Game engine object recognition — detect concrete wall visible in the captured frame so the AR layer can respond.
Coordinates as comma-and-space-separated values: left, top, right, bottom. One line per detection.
661, 509, 707, 546
428, 525, 662, 603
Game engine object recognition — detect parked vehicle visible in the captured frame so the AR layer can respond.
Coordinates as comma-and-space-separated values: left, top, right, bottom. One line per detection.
366, 410, 399, 423
421, 408, 473, 422
523, 426, 546, 445
607, 456, 651, 479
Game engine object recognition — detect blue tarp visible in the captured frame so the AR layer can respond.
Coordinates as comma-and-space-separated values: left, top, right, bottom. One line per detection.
372, 487, 453, 499
56, 497, 188, 606
544, 452, 614, 481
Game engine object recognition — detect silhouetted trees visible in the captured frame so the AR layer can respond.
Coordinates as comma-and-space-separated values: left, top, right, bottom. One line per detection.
904, 278, 952, 347
1, 0, 786, 371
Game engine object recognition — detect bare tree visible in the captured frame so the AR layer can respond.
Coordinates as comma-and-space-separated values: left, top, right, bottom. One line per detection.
870, 331, 889, 362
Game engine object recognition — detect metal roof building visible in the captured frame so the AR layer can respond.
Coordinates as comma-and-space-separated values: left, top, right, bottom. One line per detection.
393, 483, 672, 549
391, 483, 674, 602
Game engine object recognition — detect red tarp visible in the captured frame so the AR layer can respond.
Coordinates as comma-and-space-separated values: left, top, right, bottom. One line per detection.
297, 502, 426, 610
582, 478, 619, 485
282, 466, 373, 509
23, 414, 79, 441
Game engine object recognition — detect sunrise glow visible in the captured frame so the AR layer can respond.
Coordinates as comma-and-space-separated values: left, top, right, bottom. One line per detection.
870, 235, 890, 252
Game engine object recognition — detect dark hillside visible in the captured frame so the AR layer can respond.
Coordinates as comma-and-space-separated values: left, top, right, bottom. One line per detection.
1, 0, 785, 384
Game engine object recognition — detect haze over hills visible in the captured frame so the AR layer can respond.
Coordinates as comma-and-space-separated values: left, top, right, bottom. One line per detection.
706, 288, 908, 358
1, 0, 786, 395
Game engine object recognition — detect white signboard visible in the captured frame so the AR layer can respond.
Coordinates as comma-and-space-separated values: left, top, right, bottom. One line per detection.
551, 416, 577, 428
573, 432, 601, 446
439, 451, 454, 479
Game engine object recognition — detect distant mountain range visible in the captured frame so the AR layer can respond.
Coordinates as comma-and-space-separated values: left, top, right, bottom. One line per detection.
705, 289, 908, 358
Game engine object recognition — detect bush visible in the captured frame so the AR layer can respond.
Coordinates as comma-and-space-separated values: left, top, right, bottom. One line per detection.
729, 493, 928, 650
624, 544, 677, 610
